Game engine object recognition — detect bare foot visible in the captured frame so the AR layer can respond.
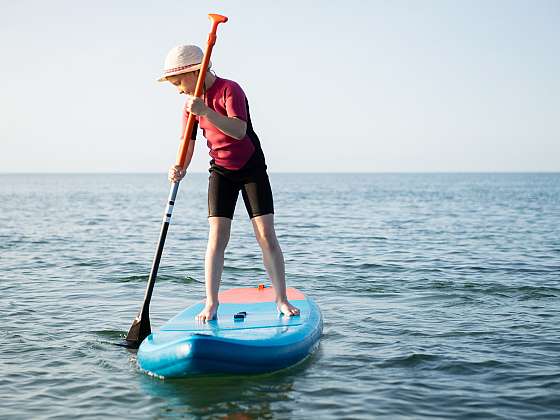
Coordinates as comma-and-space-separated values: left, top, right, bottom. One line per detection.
196, 302, 219, 323
277, 300, 300, 317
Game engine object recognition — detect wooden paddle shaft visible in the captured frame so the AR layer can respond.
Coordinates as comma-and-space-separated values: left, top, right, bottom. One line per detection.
122, 14, 228, 348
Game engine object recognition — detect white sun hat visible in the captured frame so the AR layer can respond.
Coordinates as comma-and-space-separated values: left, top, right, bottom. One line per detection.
157, 45, 211, 82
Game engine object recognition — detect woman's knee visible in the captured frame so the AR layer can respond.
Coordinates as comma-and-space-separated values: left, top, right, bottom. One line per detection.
208, 218, 231, 251
256, 228, 278, 251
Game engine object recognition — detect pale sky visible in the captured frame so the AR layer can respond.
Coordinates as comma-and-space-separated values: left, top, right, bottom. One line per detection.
1, 0, 558, 173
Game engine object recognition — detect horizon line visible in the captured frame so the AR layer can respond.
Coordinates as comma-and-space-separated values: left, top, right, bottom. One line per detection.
1, 171, 559, 175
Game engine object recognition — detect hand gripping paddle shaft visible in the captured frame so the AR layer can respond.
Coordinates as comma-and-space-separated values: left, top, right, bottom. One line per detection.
119, 14, 228, 349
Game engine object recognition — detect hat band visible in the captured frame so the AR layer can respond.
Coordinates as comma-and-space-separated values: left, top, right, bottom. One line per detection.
164, 63, 201, 74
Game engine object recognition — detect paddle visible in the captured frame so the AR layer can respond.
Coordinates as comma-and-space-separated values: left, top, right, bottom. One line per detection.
118, 13, 228, 349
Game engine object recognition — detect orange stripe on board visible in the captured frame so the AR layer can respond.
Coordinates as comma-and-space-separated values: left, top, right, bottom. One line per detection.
218, 287, 305, 303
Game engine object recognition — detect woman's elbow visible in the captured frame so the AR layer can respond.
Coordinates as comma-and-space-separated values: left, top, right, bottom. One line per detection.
234, 120, 247, 140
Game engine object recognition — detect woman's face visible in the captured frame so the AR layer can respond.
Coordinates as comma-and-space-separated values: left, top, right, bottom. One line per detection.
168, 71, 198, 95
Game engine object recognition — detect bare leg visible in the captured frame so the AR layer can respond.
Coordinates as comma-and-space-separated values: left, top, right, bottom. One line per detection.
251, 214, 300, 316
197, 216, 231, 322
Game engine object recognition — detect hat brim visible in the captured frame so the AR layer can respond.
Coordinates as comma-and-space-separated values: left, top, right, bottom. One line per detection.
156, 61, 210, 82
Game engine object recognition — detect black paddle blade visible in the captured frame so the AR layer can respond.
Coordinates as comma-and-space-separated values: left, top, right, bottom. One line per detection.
117, 315, 151, 349
114, 339, 140, 349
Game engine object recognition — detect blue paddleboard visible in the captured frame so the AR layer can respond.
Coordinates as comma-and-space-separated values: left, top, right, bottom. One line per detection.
137, 286, 322, 377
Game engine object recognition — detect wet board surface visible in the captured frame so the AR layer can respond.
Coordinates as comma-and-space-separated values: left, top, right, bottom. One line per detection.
137, 287, 322, 377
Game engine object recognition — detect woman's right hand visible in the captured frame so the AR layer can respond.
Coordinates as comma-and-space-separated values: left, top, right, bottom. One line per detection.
168, 165, 186, 183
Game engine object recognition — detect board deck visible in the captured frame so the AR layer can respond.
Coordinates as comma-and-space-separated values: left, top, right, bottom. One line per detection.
137, 286, 322, 377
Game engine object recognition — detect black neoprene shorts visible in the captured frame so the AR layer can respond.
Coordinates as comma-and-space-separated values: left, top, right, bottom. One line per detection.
208, 169, 274, 219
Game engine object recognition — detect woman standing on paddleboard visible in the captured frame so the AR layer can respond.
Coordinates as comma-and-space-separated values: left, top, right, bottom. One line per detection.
159, 45, 300, 322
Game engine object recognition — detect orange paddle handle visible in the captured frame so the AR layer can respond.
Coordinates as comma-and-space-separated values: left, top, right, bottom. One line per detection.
176, 14, 228, 168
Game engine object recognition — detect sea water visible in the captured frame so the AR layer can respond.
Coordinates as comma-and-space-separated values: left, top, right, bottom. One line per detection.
1, 173, 559, 419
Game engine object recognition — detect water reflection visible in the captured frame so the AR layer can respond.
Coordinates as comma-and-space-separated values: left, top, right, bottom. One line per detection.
138, 366, 308, 418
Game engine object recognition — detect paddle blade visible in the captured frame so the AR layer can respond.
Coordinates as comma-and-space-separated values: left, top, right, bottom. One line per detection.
115, 339, 140, 349
118, 315, 151, 349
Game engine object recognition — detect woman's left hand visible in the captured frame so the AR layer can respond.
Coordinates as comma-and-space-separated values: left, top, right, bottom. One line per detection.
185, 94, 209, 116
